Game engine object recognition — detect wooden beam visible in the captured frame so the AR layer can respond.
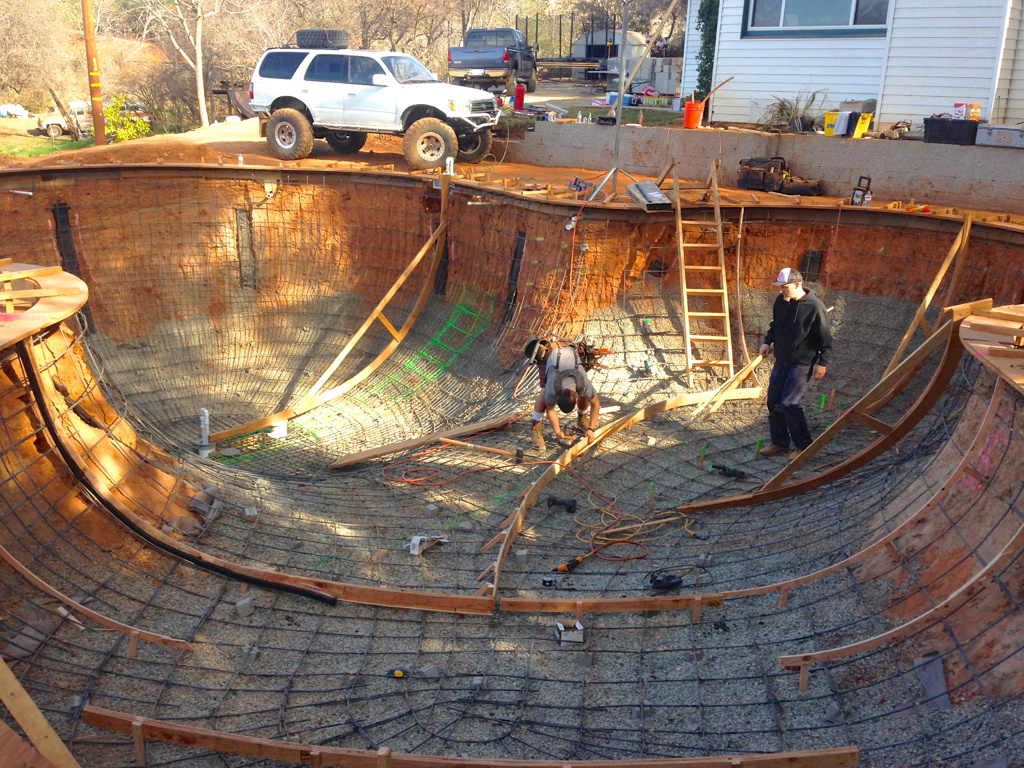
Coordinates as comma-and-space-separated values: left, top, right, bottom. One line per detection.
83, 706, 859, 767
0, 287, 83, 301
846, 409, 893, 435
330, 413, 518, 469
0, 659, 82, 768
0, 266, 63, 283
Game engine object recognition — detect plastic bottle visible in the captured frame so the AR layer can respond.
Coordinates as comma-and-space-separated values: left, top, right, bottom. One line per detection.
577, 111, 582, 123
587, 112, 592, 123
863, 190, 872, 207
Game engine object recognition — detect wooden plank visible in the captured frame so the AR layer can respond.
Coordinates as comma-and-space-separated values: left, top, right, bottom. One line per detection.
0, 659, 81, 768
83, 706, 859, 767
846, 409, 893, 435
0, 719, 56, 768
962, 321, 1024, 339
0, 542, 193, 653
0, 267, 88, 350
0, 287, 83, 301
500, 593, 724, 615
976, 307, 1024, 323
330, 413, 518, 469
0, 266, 63, 283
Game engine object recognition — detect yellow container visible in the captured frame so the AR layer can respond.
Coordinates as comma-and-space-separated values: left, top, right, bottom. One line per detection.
824, 111, 839, 136
824, 111, 873, 138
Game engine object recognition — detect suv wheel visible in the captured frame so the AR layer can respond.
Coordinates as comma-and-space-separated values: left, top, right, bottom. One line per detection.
403, 118, 457, 170
457, 131, 493, 164
326, 131, 367, 154
505, 70, 518, 95
46, 123, 63, 138
527, 69, 538, 93
267, 108, 314, 160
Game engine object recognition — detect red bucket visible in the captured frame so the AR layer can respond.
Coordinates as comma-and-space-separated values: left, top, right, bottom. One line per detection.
683, 100, 705, 129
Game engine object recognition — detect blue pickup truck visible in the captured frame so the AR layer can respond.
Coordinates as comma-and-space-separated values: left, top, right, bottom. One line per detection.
448, 28, 538, 94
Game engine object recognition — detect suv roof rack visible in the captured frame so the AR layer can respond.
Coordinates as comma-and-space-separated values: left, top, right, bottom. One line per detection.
295, 29, 349, 49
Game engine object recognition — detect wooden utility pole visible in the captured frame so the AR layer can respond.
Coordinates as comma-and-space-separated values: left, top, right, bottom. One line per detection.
81, 0, 106, 144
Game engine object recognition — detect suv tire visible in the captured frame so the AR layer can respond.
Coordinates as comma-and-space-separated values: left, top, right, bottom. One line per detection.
326, 131, 367, 154
46, 123, 63, 138
403, 118, 457, 170
267, 108, 314, 160
457, 131, 493, 164
505, 70, 518, 95
526, 69, 538, 93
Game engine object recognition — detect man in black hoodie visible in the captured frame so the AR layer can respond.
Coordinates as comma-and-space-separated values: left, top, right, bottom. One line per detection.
757, 268, 833, 459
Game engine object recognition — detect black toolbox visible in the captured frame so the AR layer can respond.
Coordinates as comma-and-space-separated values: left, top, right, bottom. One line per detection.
923, 117, 978, 146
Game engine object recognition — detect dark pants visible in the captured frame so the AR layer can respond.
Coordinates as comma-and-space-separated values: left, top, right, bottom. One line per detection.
766, 360, 813, 450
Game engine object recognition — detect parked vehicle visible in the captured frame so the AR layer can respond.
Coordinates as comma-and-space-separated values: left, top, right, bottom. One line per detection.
37, 99, 151, 138
249, 36, 501, 169
0, 104, 29, 119
38, 101, 91, 137
448, 28, 538, 94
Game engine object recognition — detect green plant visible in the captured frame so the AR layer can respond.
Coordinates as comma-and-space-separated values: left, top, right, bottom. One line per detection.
102, 95, 151, 143
694, 0, 720, 100
758, 91, 826, 132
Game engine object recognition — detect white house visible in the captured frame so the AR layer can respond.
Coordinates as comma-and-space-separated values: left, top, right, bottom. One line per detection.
680, 0, 1024, 126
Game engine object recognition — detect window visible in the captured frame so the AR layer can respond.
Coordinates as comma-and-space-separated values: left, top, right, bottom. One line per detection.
382, 56, 435, 84
465, 29, 517, 48
259, 51, 308, 79
305, 54, 348, 83
347, 56, 385, 85
745, 0, 888, 35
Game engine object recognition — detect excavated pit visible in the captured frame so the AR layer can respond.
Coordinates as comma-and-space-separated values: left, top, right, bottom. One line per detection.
1, 164, 1023, 767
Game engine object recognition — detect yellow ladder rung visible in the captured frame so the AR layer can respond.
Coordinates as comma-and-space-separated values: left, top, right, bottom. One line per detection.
689, 312, 728, 317
686, 288, 728, 294
690, 335, 730, 341
684, 265, 723, 271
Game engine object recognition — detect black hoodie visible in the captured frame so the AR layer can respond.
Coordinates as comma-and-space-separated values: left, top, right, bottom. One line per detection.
764, 288, 832, 367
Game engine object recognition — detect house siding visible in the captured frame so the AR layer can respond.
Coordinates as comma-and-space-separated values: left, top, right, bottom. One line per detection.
879, 0, 1008, 122
1002, 0, 1024, 121
685, 0, 1013, 126
685, 0, 887, 124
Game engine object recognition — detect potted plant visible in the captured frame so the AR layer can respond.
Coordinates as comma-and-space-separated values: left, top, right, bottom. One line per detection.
759, 90, 825, 132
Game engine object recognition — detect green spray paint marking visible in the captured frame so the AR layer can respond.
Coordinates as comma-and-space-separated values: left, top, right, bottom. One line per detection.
755, 437, 763, 459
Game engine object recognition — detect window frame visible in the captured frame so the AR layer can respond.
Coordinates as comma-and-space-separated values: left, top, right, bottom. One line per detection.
741, 0, 889, 38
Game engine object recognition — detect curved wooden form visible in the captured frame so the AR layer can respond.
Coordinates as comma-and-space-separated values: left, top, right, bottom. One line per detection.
780, 521, 1024, 690
721, 377, 1006, 604
671, 307, 971, 515
20, 337, 495, 615
83, 705, 860, 768
0, 542, 194, 654
1, 659, 81, 768
210, 177, 451, 444
0, 263, 87, 347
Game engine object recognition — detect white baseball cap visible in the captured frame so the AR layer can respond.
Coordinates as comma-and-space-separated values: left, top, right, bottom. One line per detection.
771, 267, 804, 286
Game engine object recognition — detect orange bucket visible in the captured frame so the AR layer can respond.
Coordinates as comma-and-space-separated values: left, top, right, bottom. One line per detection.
683, 100, 705, 129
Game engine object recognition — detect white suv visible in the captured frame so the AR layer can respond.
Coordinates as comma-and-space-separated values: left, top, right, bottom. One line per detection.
250, 45, 501, 169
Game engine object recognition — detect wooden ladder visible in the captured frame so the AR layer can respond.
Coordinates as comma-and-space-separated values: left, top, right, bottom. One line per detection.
672, 160, 735, 387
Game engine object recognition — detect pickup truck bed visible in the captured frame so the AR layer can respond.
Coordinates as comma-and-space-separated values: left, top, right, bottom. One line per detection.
448, 28, 537, 94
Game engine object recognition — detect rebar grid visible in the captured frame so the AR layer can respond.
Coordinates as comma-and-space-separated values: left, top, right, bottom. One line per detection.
1, 167, 1023, 768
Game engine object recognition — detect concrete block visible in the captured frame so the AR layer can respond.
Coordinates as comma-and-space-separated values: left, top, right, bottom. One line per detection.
471, 675, 490, 689
241, 645, 260, 665
515, 549, 528, 562
244, 506, 259, 521
646, 436, 657, 446
162, 524, 174, 536
235, 596, 253, 618
457, 520, 474, 531
416, 664, 440, 679
169, 515, 199, 534
425, 503, 441, 517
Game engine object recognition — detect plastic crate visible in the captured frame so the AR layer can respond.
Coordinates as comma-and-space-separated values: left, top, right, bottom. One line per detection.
923, 117, 978, 145
975, 124, 1024, 148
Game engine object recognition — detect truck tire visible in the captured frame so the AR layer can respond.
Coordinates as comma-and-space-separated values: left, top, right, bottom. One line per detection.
457, 131, 493, 164
527, 69, 538, 93
46, 123, 63, 138
403, 118, 457, 170
326, 131, 367, 154
505, 69, 518, 95
267, 108, 314, 160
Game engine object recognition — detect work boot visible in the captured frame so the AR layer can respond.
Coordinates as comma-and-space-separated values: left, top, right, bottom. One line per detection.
760, 443, 788, 457
576, 411, 588, 433
531, 420, 545, 449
